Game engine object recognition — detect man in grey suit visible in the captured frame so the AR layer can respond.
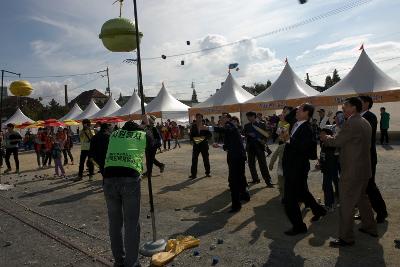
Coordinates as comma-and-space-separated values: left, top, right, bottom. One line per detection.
321, 97, 377, 247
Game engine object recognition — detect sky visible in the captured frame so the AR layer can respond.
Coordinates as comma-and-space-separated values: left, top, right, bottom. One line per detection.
1, 0, 400, 104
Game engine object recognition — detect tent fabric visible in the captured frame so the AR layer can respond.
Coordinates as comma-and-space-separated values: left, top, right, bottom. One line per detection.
246, 62, 318, 103
3, 108, 34, 125
74, 99, 100, 120
89, 97, 121, 119
59, 103, 83, 121
194, 73, 253, 108
138, 83, 189, 114
110, 92, 146, 117
322, 49, 400, 96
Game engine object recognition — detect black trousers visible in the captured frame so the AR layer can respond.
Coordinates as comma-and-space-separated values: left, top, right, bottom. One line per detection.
63, 149, 74, 164
380, 129, 389, 144
367, 155, 388, 217
191, 144, 210, 176
145, 149, 163, 175
78, 150, 94, 177
43, 151, 52, 166
228, 155, 248, 209
5, 148, 19, 170
247, 146, 272, 183
163, 139, 171, 150
284, 171, 325, 230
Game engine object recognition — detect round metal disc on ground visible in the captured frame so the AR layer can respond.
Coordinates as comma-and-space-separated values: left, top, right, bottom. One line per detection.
139, 239, 167, 257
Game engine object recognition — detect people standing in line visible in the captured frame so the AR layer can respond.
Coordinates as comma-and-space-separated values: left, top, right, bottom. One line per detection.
76, 119, 94, 181
189, 113, 212, 179
171, 121, 181, 149
243, 111, 274, 187
321, 97, 377, 247
143, 115, 165, 177
379, 107, 390, 145
63, 128, 74, 165
359, 96, 388, 223
52, 135, 65, 178
34, 128, 45, 169
318, 128, 339, 212
213, 114, 250, 213
89, 123, 111, 176
282, 104, 326, 236
4, 123, 22, 174
103, 119, 152, 267
269, 128, 289, 202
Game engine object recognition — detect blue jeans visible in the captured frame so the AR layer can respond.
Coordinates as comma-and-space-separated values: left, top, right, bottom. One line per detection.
103, 177, 141, 267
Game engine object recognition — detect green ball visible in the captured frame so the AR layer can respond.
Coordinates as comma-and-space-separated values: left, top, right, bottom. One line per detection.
99, 18, 143, 52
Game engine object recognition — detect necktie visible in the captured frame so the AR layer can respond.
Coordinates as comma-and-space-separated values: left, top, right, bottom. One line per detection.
291, 122, 299, 136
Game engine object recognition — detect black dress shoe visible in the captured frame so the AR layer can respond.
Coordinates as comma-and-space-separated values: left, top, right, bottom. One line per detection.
376, 213, 388, 224
284, 227, 307, 236
266, 183, 274, 188
205, 173, 212, 177
329, 239, 355, 247
358, 228, 378, 237
189, 175, 197, 179
240, 192, 251, 202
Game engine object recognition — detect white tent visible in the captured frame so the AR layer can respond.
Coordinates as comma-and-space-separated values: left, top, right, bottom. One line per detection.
138, 83, 189, 120
195, 73, 254, 108
322, 49, 400, 96
89, 97, 121, 119
246, 62, 318, 104
110, 92, 146, 117
3, 108, 34, 125
74, 99, 100, 120
59, 103, 83, 121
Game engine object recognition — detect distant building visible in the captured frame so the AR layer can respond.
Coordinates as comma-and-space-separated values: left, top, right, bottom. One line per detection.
69, 89, 108, 109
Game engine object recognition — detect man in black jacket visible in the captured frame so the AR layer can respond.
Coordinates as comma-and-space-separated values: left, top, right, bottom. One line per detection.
359, 96, 388, 223
143, 115, 165, 177
214, 114, 250, 212
189, 113, 212, 179
283, 103, 326, 236
243, 112, 273, 187
89, 123, 111, 175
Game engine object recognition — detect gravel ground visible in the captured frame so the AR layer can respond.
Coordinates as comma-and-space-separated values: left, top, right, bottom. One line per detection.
0, 143, 399, 267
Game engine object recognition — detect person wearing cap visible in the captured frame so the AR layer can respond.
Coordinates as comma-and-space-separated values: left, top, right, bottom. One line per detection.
189, 113, 212, 179
317, 108, 332, 129
213, 114, 250, 212
89, 123, 111, 175
4, 123, 22, 174
321, 97, 377, 247
76, 119, 95, 181
103, 120, 153, 267
243, 111, 273, 187
359, 95, 388, 223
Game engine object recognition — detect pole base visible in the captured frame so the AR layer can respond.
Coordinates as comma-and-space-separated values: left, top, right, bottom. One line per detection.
139, 239, 167, 257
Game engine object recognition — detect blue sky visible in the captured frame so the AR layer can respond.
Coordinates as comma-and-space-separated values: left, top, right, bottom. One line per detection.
1, 0, 399, 103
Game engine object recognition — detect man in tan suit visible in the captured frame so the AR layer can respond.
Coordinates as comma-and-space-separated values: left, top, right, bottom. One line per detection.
321, 97, 377, 247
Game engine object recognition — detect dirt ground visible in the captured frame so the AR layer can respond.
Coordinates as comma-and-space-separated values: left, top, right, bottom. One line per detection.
0, 143, 399, 267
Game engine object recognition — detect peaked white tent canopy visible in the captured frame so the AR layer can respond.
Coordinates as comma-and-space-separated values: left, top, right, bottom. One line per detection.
138, 83, 189, 120
322, 49, 399, 96
89, 97, 121, 119
59, 103, 83, 121
247, 62, 318, 103
110, 92, 146, 117
74, 100, 100, 120
194, 73, 254, 108
3, 108, 34, 125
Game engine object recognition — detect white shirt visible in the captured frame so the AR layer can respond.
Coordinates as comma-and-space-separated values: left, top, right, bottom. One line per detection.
319, 116, 330, 129
291, 120, 307, 137
360, 110, 367, 117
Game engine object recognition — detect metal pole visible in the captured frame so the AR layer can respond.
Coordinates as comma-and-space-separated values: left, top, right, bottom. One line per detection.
1, 70, 4, 131
106, 67, 111, 96
133, 0, 163, 251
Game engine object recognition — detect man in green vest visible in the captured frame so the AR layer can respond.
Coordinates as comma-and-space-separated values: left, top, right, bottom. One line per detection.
103, 120, 152, 267
379, 107, 390, 145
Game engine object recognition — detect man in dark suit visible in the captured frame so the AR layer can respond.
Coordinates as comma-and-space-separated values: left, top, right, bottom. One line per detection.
359, 96, 388, 223
243, 112, 273, 187
282, 103, 326, 236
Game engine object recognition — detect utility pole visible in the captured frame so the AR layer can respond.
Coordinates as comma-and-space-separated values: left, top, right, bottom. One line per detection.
0, 69, 21, 130
64, 84, 68, 107
106, 67, 111, 96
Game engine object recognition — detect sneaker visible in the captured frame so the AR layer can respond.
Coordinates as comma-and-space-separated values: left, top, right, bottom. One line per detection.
4, 168, 11, 174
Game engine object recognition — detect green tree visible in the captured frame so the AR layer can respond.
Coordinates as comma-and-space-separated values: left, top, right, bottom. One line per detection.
332, 69, 341, 85
243, 80, 272, 96
42, 99, 68, 119
324, 75, 333, 89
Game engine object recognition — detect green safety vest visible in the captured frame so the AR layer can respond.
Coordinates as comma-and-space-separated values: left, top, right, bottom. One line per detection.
104, 129, 147, 174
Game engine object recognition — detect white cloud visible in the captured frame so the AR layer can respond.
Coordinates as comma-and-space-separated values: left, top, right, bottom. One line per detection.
315, 34, 372, 50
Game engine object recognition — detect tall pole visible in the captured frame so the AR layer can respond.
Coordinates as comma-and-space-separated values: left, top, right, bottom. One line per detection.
106, 67, 111, 96
133, 0, 160, 247
64, 84, 68, 107
0, 70, 20, 130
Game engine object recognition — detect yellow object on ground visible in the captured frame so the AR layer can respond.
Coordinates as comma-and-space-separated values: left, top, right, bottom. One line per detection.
151, 236, 200, 266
